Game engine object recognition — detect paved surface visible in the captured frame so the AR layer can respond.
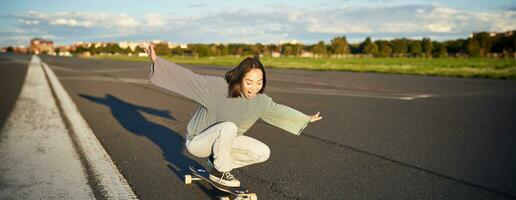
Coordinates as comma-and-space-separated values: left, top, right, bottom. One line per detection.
0, 55, 94, 199
2, 52, 516, 199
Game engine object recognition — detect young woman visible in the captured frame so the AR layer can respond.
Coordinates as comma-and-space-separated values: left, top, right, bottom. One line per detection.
142, 44, 322, 187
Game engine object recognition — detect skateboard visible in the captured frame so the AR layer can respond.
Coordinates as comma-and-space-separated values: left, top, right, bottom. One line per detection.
185, 166, 257, 200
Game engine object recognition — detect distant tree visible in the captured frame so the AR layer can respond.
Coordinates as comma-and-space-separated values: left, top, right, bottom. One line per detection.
465, 38, 481, 57
392, 38, 408, 57
491, 34, 505, 54
170, 47, 184, 56
496, 31, 516, 56
279, 43, 302, 56
154, 43, 171, 56
89, 45, 100, 55
509, 32, 516, 54
236, 47, 244, 56
120, 47, 131, 55
375, 40, 393, 57
250, 43, 262, 56
221, 44, 230, 56
445, 39, 465, 55
360, 37, 378, 55
292, 44, 304, 56
73, 46, 88, 54
330, 36, 350, 55
191, 44, 210, 57
432, 42, 448, 58
283, 45, 293, 56
104, 43, 124, 54
312, 41, 327, 56
208, 44, 220, 56
6, 46, 14, 52
134, 46, 145, 53
409, 41, 422, 57
349, 43, 361, 54
473, 32, 492, 56
421, 38, 433, 57
261, 44, 271, 55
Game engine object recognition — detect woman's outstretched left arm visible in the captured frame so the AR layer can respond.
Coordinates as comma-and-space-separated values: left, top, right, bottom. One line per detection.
260, 97, 322, 135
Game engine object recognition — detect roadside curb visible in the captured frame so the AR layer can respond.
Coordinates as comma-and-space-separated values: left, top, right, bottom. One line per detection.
41, 56, 138, 199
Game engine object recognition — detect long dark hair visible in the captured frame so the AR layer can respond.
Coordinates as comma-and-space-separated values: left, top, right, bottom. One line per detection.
225, 57, 267, 98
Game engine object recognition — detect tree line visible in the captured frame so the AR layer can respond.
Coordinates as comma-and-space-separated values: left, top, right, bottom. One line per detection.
70, 30, 515, 58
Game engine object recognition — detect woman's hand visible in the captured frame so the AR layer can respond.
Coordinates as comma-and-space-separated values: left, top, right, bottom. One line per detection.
309, 112, 322, 122
140, 42, 157, 63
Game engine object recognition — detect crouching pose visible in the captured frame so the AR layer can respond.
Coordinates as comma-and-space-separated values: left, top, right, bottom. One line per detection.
142, 44, 322, 187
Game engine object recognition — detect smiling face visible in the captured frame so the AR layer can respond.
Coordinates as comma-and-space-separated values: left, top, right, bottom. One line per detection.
241, 68, 263, 99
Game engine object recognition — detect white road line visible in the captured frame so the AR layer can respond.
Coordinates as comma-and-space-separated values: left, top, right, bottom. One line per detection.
0, 55, 94, 200
59, 76, 148, 84
94, 68, 147, 73
42, 58, 138, 199
50, 65, 147, 73
268, 87, 433, 100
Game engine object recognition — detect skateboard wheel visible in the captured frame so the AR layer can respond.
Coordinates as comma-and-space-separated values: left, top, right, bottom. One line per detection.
184, 175, 192, 184
219, 197, 230, 200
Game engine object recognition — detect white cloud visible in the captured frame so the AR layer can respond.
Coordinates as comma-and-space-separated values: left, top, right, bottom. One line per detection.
425, 22, 453, 33
51, 18, 81, 26
144, 14, 168, 26
18, 19, 39, 25
16, 11, 140, 29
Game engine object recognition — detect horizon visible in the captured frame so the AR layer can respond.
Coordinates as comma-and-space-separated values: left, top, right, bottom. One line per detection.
1, 0, 515, 47
9, 30, 512, 49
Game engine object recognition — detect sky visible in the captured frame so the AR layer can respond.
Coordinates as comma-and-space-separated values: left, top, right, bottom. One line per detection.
1, 0, 515, 47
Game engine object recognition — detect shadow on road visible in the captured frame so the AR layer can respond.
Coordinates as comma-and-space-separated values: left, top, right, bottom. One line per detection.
79, 93, 225, 199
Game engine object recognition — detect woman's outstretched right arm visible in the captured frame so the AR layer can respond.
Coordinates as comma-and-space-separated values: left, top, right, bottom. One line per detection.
141, 43, 216, 107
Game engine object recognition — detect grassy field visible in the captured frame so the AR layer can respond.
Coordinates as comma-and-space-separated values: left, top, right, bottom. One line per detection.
89, 55, 516, 79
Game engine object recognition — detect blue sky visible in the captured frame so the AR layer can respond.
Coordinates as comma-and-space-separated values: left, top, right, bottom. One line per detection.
1, 0, 515, 46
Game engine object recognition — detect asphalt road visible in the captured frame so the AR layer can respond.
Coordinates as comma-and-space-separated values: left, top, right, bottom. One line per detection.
2, 52, 516, 199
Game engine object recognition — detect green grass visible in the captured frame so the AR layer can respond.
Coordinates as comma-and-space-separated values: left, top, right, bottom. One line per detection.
89, 54, 516, 79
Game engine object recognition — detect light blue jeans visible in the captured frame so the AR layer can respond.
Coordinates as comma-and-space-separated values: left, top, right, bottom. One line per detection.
186, 122, 270, 172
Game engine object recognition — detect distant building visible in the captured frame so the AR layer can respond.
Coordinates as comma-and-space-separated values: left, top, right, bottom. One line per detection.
271, 51, 281, 58
119, 41, 140, 51
29, 38, 54, 54
300, 50, 314, 58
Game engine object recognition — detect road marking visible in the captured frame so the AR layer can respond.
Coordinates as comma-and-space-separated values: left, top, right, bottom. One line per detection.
50, 65, 147, 73
94, 68, 147, 73
59, 76, 148, 84
0, 55, 94, 200
42, 59, 138, 199
268, 87, 433, 100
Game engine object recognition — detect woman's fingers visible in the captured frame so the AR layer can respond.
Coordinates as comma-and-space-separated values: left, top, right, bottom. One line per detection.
310, 112, 322, 122
138, 42, 155, 62
139, 42, 151, 55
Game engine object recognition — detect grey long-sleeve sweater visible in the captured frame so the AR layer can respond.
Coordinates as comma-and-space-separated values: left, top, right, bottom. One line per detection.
149, 56, 310, 140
